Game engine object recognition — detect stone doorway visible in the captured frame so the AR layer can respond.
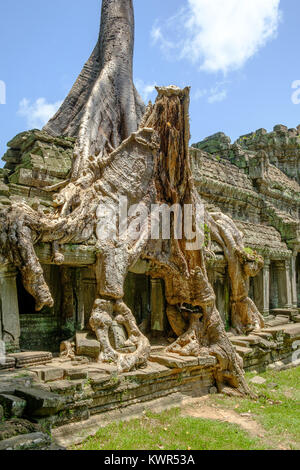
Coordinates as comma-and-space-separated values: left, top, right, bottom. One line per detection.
16, 272, 36, 315
124, 273, 168, 342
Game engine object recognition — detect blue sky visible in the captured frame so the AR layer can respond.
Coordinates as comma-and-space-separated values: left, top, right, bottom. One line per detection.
1, 0, 300, 166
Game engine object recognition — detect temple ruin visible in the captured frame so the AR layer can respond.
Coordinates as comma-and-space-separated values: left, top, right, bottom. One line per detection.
0, 0, 299, 445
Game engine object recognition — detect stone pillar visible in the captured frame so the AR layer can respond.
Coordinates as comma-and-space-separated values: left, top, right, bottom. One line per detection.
284, 259, 293, 308
0, 266, 20, 351
262, 259, 270, 316
291, 253, 298, 308
75, 269, 85, 331
150, 279, 166, 332
275, 260, 293, 309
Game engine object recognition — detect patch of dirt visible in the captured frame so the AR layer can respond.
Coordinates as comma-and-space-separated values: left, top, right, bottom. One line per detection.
181, 397, 287, 450
182, 400, 263, 438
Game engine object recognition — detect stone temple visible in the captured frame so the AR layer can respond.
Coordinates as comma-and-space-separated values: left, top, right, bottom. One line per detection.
1, 125, 300, 354
0, 0, 299, 449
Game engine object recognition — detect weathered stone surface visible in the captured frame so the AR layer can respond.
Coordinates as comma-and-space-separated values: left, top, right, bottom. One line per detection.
0, 357, 16, 371
233, 345, 253, 357
14, 387, 65, 417
31, 366, 64, 383
149, 352, 216, 369
0, 394, 26, 418
49, 380, 77, 394
8, 351, 53, 368
64, 368, 88, 380
0, 418, 41, 441
149, 353, 198, 369
0, 432, 51, 450
75, 332, 100, 359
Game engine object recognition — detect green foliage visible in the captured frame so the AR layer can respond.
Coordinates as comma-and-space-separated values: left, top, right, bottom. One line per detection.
243, 247, 254, 256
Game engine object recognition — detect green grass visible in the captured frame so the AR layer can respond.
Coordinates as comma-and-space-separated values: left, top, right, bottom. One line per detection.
211, 368, 300, 450
74, 367, 299, 451
74, 408, 265, 451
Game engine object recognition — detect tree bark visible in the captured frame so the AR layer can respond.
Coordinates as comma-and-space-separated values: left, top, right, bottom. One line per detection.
44, 0, 145, 181
207, 212, 265, 334
142, 87, 251, 396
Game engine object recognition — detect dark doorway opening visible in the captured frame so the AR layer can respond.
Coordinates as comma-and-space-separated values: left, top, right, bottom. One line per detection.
16, 273, 36, 315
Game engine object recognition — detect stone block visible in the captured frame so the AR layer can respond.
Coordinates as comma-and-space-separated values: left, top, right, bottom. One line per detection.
64, 368, 88, 380
31, 367, 64, 383
273, 124, 288, 134
8, 351, 53, 368
0, 394, 26, 418
234, 345, 253, 357
49, 380, 77, 395
0, 432, 51, 451
14, 387, 65, 417
75, 332, 100, 359
0, 357, 16, 371
149, 353, 197, 369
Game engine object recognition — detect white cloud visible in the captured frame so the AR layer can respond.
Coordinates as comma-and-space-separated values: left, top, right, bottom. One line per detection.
0, 81, 6, 105
194, 82, 228, 103
18, 97, 62, 129
208, 89, 227, 104
135, 79, 157, 102
153, 0, 281, 74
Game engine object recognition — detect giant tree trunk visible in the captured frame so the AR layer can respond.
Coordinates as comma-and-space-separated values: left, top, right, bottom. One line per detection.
44, 0, 145, 181
0, 0, 256, 394
141, 87, 250, 396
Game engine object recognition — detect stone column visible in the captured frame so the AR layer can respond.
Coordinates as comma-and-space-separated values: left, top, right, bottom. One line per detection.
150, 279, 166, 332
75, 269, 85, 331
284, 258, 293, 308
275, 260, 293, 309
261, 259, 270, 316
291, 253, 298, 308
0, 265, 20, 351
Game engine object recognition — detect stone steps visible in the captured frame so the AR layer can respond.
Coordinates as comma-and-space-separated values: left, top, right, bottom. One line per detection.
8, 351, 53, 369
228, 321, 300, 369
232, 345, 253, 357
149, 352, 217, 369
265, 315, 290, 327
270, 308, 298, 318
1, 352, 53, 372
